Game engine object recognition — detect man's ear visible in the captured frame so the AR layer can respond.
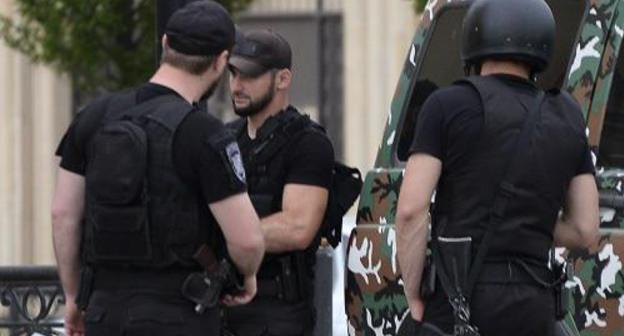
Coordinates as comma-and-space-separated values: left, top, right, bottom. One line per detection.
275, 69, 292, 90
214, 50, 230, 73
162, 35, 168, 50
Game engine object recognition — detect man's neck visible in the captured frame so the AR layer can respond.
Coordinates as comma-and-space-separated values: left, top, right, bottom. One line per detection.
150, 64, 211, 104
480, 60, 531, 79
246, 98, 289, 139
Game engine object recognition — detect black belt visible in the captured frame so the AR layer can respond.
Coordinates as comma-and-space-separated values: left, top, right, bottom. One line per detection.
93, 267, 194, 291
477, 260, 556, 287
256, 277, 307, 302
257, 277, 285, 299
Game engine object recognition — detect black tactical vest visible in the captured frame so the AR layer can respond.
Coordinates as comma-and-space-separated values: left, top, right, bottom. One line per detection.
433, 76, 588, 263
230, 106, 322, 278
83, 92, 205, 269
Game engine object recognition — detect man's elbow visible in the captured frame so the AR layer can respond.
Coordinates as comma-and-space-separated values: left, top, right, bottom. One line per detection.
51, 206, 70, 229
396, 204, 422, 230
577, 220, 600, 249
396, 208, 412, 226
252, 234, 266, 256
232, 233, 265, 257
291, 229, 317, 250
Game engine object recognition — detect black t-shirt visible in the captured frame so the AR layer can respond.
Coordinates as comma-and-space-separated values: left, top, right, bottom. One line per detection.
408, 75, 595, 334
237, 109, 334, 190
409, 74, 595, 176
233, 108, 334, 277
56, 83, 246, 204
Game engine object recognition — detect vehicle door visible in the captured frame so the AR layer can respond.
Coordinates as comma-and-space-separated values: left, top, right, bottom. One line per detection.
345, 0, 624, 335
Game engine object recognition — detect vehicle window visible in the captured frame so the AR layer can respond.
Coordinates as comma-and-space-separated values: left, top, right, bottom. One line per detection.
395, 6, 466, 161
599, 48, 624, 167
396, 0, 588, 162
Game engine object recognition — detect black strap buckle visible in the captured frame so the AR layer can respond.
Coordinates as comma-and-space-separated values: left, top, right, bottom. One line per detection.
449, 294, 480, 336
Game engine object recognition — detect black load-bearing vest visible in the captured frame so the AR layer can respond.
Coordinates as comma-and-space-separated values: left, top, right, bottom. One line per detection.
229, 107, 324, 279
433, 76, 588, 263
82, 92, 205, 269
232, 108, 309, 217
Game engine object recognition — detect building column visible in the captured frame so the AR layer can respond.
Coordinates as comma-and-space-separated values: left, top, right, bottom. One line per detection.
343, 0, 418, 172
0, 0, 72, 265
31, 66, 72, 264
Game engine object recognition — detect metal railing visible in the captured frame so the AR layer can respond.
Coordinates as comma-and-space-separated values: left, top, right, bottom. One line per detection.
0, 266, 64, 336
0, 254, 340, 335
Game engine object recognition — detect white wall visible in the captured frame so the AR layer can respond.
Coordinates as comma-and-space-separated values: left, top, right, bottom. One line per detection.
343, 0, 418, 172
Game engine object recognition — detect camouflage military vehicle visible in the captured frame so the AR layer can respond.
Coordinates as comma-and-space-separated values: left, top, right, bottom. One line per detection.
345, 0, 624, 335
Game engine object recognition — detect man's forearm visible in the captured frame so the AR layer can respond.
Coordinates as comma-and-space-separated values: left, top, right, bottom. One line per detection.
553, 218, 578, 248
52, 216, 82, 302
260, 212, 309, 253
259, 184, 327, 253
51, 168, 86, 304
553, 215, 598, 249
228, 241, 264, 276
208, 193, 265, 277
396, 211, 429, 319
554, 174, 600, 250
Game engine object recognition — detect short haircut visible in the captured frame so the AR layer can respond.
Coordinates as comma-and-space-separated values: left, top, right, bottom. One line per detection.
161, 43, 216, 75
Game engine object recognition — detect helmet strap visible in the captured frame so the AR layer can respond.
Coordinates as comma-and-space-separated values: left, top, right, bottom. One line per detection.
464, 62, 482, 77
463, 64, 472, 77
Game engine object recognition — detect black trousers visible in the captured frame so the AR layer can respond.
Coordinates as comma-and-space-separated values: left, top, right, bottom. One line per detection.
400, 282, 555, 336
84, 289, 220, 336
224, 297, 315, 336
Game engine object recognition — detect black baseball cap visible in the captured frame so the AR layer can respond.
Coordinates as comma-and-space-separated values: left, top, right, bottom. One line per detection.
229, 29, 292, 77
165, 1, 235, 56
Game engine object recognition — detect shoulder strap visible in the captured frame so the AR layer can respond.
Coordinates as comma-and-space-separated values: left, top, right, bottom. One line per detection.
464, 89, 546, 298
117, 94, 191, 128
143, 96, 195, 132
252, 113, 313, 164
226, 118, 247, 138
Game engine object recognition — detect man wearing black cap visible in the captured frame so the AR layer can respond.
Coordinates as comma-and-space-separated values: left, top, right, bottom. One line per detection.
225, 29, 335, 336
396, 0, 598, 335
52, 2, 265, 335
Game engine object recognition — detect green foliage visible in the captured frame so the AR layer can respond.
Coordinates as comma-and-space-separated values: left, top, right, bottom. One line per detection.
0, 0, 251, 92
413, 0, 428, 12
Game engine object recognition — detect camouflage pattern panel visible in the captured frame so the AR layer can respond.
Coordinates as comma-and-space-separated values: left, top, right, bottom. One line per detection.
586, 0, 624, 147
564, 231, 624, 335
570, 3, 624, 334
597, 168, 624, 229
345, 225, 408, 336
343, 231, 624, 336
356, 169, 404, 225
566, 0, 620, 119
374, 0, 468, 168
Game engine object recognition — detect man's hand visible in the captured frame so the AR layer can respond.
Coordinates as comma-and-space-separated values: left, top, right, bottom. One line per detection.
64, 300, 85, 336
222, 275, 257, 306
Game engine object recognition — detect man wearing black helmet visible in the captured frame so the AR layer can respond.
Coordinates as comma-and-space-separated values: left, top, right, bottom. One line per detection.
52, 2, 264, 335
396, 0, 600, 335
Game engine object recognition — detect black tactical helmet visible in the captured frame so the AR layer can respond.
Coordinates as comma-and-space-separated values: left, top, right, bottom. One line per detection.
461, 0, 556, 73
